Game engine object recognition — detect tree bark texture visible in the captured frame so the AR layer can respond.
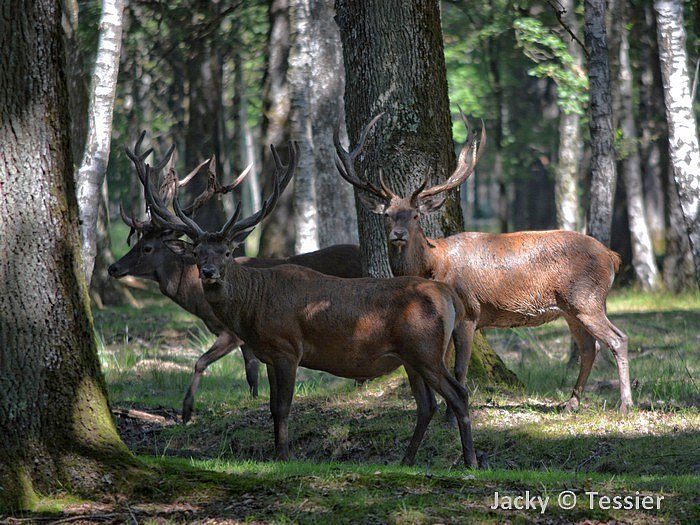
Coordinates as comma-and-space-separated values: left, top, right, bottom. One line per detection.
637, 2, 667, 252
664, 165, 698, 291
288, 0, 356, 254
554, 0, 583, 232
584, 0, 617, 247
0, 0, 134, 510
75, 0, 125, 287
336, 0, 517, 387
288, 0, 320, 253
336, 0, 459, 277
655, 0, 700, 284
611, 0, 659, 289
258, 0, 295, 257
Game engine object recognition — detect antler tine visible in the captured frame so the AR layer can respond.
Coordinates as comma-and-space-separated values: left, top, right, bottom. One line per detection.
333, 113, 389, 198
143, 163, 202, 239
271, 141, 297, 195
119, 201, 137, 229
378, 169, 399, 200
216, 157, 253, 195
176, 157, 210, 188
124, 135, 154, 185
171, 191, 207, 239
164, 156, 213, 213
417, 109, 487, 200
220, 140, 297, 241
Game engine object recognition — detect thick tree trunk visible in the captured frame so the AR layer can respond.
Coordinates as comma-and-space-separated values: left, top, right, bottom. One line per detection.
0, 0, 135, 510
611, 0, 660, 289
335, 0, 518, 387
258, 0, 294, 258
75, 0, 124, 287
584, 0, 617, 247
655, 0, 700, 284
336, 0, 456, 277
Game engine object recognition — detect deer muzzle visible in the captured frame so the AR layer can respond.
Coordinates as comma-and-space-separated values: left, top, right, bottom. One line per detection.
389, 228, 408, 246
200, 265, 221, 283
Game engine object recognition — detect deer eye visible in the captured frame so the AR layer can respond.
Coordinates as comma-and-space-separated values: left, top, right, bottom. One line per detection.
413, 213, 419, 220
225, 251, 231, 258
143, 245, 153, 254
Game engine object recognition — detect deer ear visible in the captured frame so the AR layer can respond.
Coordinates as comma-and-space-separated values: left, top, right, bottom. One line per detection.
358, 191, 388, 215
417, 195, 447, 215
163, 239, 195, 262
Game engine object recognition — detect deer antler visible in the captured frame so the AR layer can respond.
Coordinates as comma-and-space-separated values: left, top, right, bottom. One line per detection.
219, 141, 297, 241
148, 141, 297, 243
414, 108, 486, 200
334, 113, 391, 200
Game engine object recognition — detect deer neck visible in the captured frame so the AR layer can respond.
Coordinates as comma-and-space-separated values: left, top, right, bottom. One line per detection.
157, 255, 189, 300
201, 261, 261, 325
388, 230, 436, 279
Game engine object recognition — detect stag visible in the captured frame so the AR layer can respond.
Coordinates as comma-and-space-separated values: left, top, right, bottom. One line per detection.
109, 134, 362, 423
335, 112, 633, 414
145, 142, 479, 467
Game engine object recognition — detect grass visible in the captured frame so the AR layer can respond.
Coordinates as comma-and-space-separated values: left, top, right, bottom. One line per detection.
29, 287, 697, 522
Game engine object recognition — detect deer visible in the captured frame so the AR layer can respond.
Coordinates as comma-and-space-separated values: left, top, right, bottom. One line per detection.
109, 133, 362, 423
335, 111, 633, 414
144, 140, 480, 467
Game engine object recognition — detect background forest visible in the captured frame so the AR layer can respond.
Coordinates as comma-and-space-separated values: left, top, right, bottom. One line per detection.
74, 0, 699, 306
1, 0, 699, 521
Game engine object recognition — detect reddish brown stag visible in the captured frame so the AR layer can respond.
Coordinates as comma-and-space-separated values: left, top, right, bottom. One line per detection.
145, 143, 479, 467
110, 133, 362, 423
335, 112, 632, 414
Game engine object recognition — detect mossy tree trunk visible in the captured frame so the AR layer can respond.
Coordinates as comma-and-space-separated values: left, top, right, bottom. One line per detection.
335, 0, 519, 388
0, 0, 136, 511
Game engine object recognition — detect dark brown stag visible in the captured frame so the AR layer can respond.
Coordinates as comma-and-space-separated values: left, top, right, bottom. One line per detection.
335, 112, 632, 414
109, 134, 362, 422
145, 143, 479, 467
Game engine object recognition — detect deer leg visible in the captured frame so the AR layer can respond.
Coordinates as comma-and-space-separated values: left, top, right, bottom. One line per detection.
267, 358, 298, 460
563, 318, 598, 413
578, 313, 632, 414
401, 366, 438, 466
445, 319, 474, 427
240, 344, 260, 397
416, 364, 477, 468
182, 331, 238, 423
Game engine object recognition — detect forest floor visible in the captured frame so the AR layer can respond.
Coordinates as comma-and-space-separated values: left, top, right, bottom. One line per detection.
6, 288, 699, 524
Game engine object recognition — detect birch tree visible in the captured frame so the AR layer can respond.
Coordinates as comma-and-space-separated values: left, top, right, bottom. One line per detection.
554, 0, 583, 232
258, 0, 294, 257
611, 0, 659, 289
75, 0, 124, 286
288, 0, 356, 254
655, 0, 700, 283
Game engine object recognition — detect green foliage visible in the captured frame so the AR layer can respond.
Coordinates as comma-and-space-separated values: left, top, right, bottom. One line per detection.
513, 17, 588, 116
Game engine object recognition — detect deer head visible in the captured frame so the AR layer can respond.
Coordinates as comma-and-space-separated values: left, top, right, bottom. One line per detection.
335, 110, 486, 247
110, 132, 250, 279
145, 141, 298, 284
